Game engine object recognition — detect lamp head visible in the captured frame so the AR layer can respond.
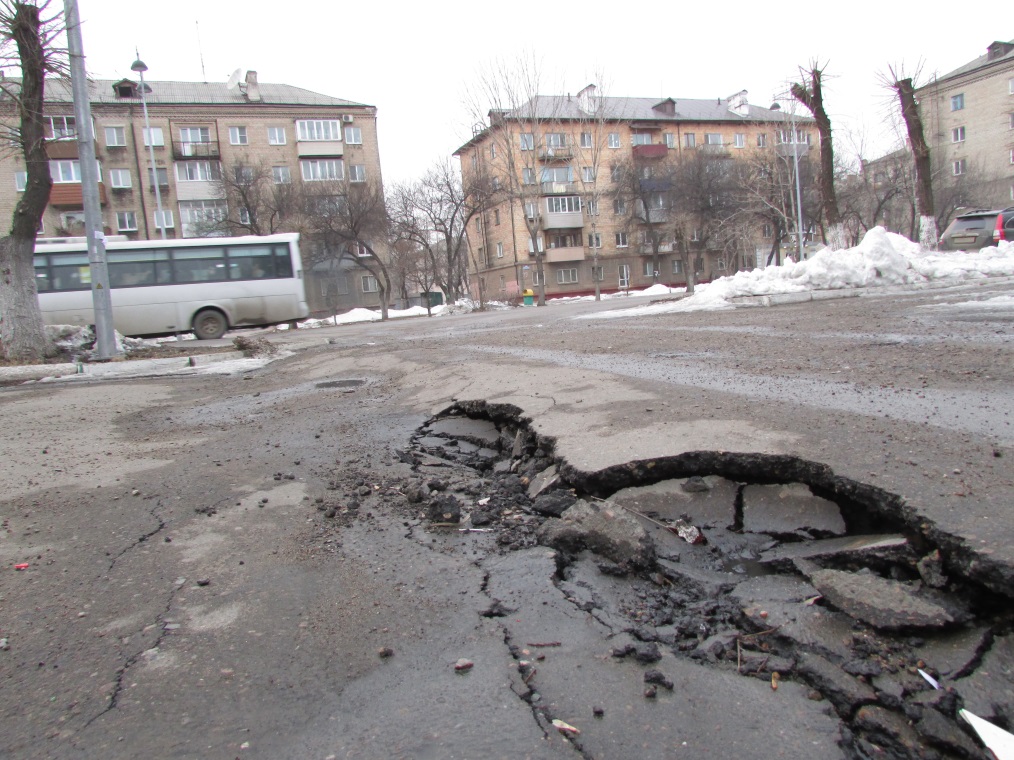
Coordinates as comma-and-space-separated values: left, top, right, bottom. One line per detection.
130, 58, 147, 74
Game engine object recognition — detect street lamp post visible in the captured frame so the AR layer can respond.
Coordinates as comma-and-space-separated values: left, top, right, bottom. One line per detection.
772, 96, 806, 261
131, 54, 166, 240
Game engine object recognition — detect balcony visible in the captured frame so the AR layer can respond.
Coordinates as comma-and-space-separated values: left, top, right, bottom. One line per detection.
544, 246, 585, 263
700, 143, 730, 156
172, 141, 220, 160
297, 139, 343, 157
775, 142, 809, 159
632, 144, 668, 160
49, 182, 108, 207
635, 207, 670, 224
538, 145, 573, 161
640, 242, 674, 254
540, 181, 576, 195
543, 210, 583, 230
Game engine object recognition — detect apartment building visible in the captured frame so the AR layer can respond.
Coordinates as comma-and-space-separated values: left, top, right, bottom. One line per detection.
0, 70, 384, 314
916, 40, 1014, 207
454, 85, 815, 300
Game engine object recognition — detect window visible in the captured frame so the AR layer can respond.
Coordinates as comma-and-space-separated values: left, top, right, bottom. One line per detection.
475, 217, 482, 233
148, 167, 169, 188
496, 242, 504, 258
763, 223, 773, 237
1010, 148, 1014, 165
527, 236, 544, 253
684, 133, 696, 148
1009, 114, 1014, 130
613, 198, 626, 215
297, 120, 342, 141
705, 133, 723, 146
301, 158, 344, 181
525, 201, 537, 219
229, 126, 248, 145
953, 159, 966, 176
234, 166, 255, 182
618, 264, 630, 288
491, 176, 500, 190
632, 132, 651, 146
757, 133, 768, 148
582, 167, 595, 182
14, 171, 27, 191
522, 167, 535, 185
361, 275, 378, 293
610, 164, 622, 182
490, 143, 496, 159
519, 133, 534, 151
478, 246, 488, 266
349, 164, 366, 182
105, 126, 126, 147
546, 196, 581, 213
108, 168, 131, 188
50, 160, 81, 183
615, 232, 628, 248
239, 207, 251, 225
608, 133, 620, 148
588, 233, 601, 248
1010, 78, 1014, 95
531, 270, 544, 286
545, 133, 566, 148
580, 132, 592, 148
557, 268, 578, 284
734, 134, 746, 148
494, 209, 501, 225
154, 209, 174, 229
345, 126, 362, 145
716, 259, 727, 270
272, 165, 291, 184
549, 233, 579, 249
643, 260, 660, 277
116, 211, 137, 231
179, 199, 227, 235
268, 127, 286, 145
951, 93, 964, 111
540, 166, 573, 183
951, 126, 965, 143
590, 265, 603, 281
586, 199, 598, 215
672, 259, 683, 275
143, 127, 164, 147
45, 116, 76, 140
691, 228, 701, 241
664, 133, 675, 149
176, 161, 222, 182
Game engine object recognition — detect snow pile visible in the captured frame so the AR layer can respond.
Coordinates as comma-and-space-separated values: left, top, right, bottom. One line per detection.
300, 304, 445, 328
582, 228, 1014, 319
548, 282, 687, 304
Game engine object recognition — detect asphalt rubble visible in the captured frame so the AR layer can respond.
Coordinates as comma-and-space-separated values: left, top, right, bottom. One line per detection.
292, 400, 1009, 759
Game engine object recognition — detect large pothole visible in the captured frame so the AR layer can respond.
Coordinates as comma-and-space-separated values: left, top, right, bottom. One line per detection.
397, 400, 1012, 760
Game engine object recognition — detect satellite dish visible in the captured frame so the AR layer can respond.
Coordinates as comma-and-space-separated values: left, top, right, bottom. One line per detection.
226, 68, 242, 90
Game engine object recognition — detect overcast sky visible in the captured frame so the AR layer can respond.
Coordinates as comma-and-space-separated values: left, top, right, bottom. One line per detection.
66, 0, 1001, 186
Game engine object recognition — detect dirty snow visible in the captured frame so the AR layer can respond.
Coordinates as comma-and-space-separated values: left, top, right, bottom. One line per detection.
299, 304, 446, 328
579, 228, 1014, 320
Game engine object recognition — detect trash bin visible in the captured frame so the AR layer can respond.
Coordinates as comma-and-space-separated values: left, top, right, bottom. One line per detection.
522, 289, 534, 306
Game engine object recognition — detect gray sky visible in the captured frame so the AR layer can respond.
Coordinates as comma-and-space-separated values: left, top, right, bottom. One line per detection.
68, 0, 1001, 186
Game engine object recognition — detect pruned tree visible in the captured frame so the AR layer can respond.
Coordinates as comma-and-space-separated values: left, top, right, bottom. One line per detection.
791, 64, 846, 250
202, 159, 304, 237
0, 0, 64, 360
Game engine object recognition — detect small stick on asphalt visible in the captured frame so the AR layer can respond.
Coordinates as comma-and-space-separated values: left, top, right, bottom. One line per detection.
737, 626, 782, 640
526, 641, 562, 648
737, 639, 742, 673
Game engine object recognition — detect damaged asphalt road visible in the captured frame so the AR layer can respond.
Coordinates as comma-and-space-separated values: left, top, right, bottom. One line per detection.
1, 280, 1012, 759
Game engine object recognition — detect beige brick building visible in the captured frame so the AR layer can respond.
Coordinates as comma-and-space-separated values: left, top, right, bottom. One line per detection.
455, 86, 815, 300
0, 71, 385, 314
917, 40, 1014, 207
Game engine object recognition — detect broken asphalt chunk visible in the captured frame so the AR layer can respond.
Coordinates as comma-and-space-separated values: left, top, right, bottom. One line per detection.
536, 499, 655, 570
805, 568, 954, 630
742, 483, 846, 538
759, 534, 909, 569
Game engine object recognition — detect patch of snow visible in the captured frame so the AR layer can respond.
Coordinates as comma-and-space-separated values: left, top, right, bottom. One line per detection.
299, 304, 446, 329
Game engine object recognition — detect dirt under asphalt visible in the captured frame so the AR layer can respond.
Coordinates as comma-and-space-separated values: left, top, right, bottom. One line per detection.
0, 279, 1012, 759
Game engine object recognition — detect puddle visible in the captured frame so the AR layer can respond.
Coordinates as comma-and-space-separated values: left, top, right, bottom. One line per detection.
316, 379, 366, 389
402, 400, 1014, 759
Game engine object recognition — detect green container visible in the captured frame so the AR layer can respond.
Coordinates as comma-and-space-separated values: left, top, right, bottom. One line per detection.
522, 289, 534, 306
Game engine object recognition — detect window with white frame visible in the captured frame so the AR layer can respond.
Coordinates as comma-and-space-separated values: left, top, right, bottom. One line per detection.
494, 209, 501, 225
148, 167, 169, 187
684, 133, 696, 148
705, 133, 723, 146
580, 132, 592, 148
176, 161, 222, 182
345, 126, 362, 144
615, 231, 628, 247
61, 211, 86, 229
234, 165, 255, 182
105, 126, 126, 147
632, 132, 652, 146
664, 133, 675, 149
268, 127, 286, 145
179, 199, 227, 233
45, 116, 76, 140
179, 126, 210, 145
953, 159, 966, 176
734, 134, 746, 148
14, 171, 27, 191
607, 133, 620, 148
349, 164, 366, 182
525, 201, 538, 219
951, 93, 964, 111
691, 228, 701, 241
490, 142, 496, 159
297, 120, 342, 141
1009, 113, 1014, 130
716, 258, 727, 270
757, 133, 768, 148
50, 160, 81, 183
301, 158, 344, 181
1010, 78, 1014, 95
545, 133, 566, 148
361, 275, 378, 293
154, 209, 174, 229
143, 127, 164, 147
590, 265, 603, 281
644, 260, 662, 277
531, 270, 544, 286
547, 196, 581, 213
557, 268, 578, 284
951, 126, 965, 143
618, 263, 630, 288
763, 223, 773, 237
586, 199, 598, 215
588, 232, 601, 248
672, 259, 683, 274
519, 133, 534, 151
116, 211, 137, 231
272, 165, 291, 184
108, 168, 131, 188
613, 198, 626, 215
582, 166, 595, 182
491, 176, 500, 190
527, 236, 544, 253
522, 167, 535, 185
239, 207, 251, 225
229, 126, 248, 145
540, 166, 573, 183
496, 242, 504, 258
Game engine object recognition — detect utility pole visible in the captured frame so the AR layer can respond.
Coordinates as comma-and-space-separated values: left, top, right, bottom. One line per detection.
64, 0, 119, 358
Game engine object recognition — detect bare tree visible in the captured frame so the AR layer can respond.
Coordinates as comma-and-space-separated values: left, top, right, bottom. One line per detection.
610, 150, 677, 289
201, 159, 303, 237
0, 0, 64, 360
572, 81, 612, 300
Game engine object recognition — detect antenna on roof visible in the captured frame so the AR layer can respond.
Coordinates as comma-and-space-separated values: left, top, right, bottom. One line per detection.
226, 68, 242, 90
196, 20, 207, 82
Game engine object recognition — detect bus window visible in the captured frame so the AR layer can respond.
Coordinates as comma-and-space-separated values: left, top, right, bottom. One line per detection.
172, 247, 227, 282
274, 245, 294, 277
34, 256, 51, 292
50, 253, 91, 290
108, 250, 166, 288
227, 245, 273, 280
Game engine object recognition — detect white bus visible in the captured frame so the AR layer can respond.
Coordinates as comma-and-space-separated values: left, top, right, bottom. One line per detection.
34, 233, 309, 339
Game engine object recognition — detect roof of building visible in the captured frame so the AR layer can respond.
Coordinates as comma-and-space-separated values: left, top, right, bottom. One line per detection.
0, 76, 372, 109
929, 40, 1014, 85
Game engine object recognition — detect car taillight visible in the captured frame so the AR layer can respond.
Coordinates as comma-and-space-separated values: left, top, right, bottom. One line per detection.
994, 215, 1005, 243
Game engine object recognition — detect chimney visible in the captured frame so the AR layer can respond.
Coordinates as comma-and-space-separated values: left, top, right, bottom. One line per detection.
244, 70, 261, 102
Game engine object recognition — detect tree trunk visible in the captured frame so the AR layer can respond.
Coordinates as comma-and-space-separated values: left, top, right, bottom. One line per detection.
792, 68, 843, 250
1, 2, 54, 361
894, 79, 937, 249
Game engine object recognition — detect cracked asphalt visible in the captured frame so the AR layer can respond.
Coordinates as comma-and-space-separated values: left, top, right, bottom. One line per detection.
1, 279, 1012, 759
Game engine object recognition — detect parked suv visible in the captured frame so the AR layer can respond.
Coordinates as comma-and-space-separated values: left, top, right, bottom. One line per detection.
939, 207, 1014, 251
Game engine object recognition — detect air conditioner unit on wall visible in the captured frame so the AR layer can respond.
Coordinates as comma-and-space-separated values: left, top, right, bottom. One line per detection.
342, 115, 354, 123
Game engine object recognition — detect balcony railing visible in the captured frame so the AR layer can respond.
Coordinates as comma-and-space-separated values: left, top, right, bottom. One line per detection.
632, 144, 668, 160
172, 140, 220, 159
540, 181, 577, 195
538, 145, 573, 161
639, 242, 674, 254
543, 209, 583, 230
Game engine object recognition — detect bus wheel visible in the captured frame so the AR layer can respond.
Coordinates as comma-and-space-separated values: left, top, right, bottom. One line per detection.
192, 309, 228, 340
